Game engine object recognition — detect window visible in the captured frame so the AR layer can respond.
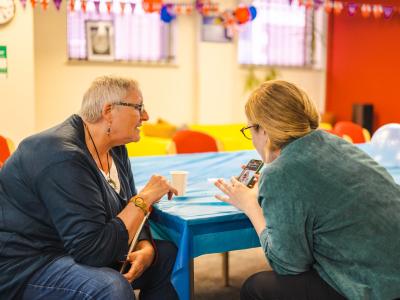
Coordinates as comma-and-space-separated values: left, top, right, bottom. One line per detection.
67, 0, 175, 62
238, 0, 324, 68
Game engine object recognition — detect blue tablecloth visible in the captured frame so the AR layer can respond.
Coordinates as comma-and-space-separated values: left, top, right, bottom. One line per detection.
130, 146, 400, 300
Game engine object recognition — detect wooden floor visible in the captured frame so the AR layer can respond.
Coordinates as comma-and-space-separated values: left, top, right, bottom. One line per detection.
193, 247, 271, 300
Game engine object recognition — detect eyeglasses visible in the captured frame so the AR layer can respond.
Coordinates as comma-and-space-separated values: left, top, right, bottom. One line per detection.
114, 101, 145, 114
240, 125, 259, 140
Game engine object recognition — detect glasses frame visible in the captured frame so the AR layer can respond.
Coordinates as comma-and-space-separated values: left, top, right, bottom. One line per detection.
240, 125, 259, 140
114, 101, 145, 114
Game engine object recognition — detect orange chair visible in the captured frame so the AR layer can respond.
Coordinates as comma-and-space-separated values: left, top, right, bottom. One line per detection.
0, 135, 11, 166
169, 130, 220, 154
333, 121, 370, 144
322, 129, 353, 143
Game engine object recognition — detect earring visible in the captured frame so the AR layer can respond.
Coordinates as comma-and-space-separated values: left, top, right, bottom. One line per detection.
107, 124, 111, 136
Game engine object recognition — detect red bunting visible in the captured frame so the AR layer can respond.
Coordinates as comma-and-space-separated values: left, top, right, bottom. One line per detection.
372, 5, 383, 18
106, 1, 111, 13
41, 0, 48, 10
81, 0, 87, 13
142, 0, 162, 13
119, 1, 125, 14
68, 0, 74, 11
361, 4, 372, 18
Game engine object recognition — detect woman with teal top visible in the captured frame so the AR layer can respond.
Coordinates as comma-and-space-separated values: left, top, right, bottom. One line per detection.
215, 80, 400, 299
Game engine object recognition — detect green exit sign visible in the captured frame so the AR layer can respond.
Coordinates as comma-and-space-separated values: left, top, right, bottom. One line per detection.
0, 45, 8, 78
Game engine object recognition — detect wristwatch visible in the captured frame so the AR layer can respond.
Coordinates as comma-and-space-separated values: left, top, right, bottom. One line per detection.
129, 195, 149, 215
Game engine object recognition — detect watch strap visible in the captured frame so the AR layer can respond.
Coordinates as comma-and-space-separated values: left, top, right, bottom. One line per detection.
129, 195, 149, 215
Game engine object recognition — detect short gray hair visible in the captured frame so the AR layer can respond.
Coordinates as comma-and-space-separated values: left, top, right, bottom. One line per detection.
80, 75, 139, 122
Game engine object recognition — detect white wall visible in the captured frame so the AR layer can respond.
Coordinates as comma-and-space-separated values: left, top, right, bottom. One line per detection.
0, 3, 35, 143
34, 6, 197, 131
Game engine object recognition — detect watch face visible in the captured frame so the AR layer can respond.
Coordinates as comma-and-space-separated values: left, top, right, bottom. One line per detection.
0, 0, 15, 25
135, 197, 144, 205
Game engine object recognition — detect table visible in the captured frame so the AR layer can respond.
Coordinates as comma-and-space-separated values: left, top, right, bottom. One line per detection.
130, 147, 400, 300
132, 150, 261, 300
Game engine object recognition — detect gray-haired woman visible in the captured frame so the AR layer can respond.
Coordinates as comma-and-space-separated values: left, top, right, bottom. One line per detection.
0, 75, 179, 299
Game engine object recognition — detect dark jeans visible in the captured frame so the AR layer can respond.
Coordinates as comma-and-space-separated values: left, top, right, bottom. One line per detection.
22, 240, 178, 300
240, 270, 347, 300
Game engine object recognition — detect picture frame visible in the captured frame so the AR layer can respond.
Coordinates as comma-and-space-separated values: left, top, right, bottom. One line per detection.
85, 20, 115, 61
201, 16, 232, 43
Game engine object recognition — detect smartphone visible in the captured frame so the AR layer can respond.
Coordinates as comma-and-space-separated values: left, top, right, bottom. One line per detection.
237, 159, 264, 188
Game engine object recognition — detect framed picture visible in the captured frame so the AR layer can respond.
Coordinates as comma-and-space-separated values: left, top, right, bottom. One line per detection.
85, 20, 115, 61
201, 16, 232, 43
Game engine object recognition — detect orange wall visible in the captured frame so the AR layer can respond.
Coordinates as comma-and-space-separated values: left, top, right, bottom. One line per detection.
326, 0, 400, 131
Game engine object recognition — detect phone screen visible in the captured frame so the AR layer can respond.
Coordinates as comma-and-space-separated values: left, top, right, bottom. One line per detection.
238, 159, 263, 187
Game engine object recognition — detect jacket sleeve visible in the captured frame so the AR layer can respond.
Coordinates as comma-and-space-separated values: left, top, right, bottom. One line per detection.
35, 158, 129, 267
258, 171, 315, 275
125, 153, 152, 242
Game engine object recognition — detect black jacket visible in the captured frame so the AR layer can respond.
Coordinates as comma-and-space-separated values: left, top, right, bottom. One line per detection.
0, 115, 149, 298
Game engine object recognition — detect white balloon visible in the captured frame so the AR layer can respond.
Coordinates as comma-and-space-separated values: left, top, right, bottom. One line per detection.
370, 123, 400, 168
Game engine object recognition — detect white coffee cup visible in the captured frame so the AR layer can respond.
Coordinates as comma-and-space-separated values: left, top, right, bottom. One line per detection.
170, 171, 188, 196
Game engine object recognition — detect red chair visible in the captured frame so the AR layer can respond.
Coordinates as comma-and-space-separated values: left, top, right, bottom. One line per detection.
333, 121, 370, 144
322, 129, 353, 143
170, 130, 220, 154
0, 135, 11, 166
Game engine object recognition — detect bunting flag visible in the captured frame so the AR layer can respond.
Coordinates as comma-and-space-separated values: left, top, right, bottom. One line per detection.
68, 0, 74, 11
18, 0, 400, 22
41, 0, 49, 10
130, 2, 136, 13
333, 1, 343, 15
372, 4, 383, 18
81, 0, 87, 12
361, 4, 372, 18
119, 1, 125, 14
94, 0, 100, 13
106, 1, 112, 13
383, 6, 394, 19
53, 0, 62, 10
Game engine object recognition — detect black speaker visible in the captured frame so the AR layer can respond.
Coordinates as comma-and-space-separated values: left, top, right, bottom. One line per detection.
352, 104, 374, 133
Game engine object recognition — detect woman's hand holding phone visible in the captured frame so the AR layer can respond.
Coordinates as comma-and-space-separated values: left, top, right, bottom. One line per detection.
214, 176, 260, 215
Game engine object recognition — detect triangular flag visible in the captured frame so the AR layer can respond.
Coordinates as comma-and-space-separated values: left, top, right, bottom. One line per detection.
69, 0, 74, 11
175, 4, 182, 15
383, 6, 394, 19
361, 4, 371, 18
120, 1, 125, 14
372, 5, 383, 18
106, 1, 111, 14
324, 1, 332, 14
81, 0, 86, 12
333, 1, 343, 15
130, 2, 135, 13
30, 0, 36, 8
20, 0, 27, 9
94, 1, 100, 13
185, 4, 193, 15
41, 0, 49, 10
53, 0, 62, 10
347, 3, 357, 16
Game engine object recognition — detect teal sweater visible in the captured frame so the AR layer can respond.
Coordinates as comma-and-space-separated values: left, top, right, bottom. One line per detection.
258, 130, 400, 299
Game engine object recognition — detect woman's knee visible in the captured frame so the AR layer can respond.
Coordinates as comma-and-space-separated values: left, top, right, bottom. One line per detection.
240, 271, 278, 300
97, 268, 135, 300
154, 240, 177, 269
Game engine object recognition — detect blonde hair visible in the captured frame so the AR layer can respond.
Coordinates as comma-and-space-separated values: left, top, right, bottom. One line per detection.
245, 80, 320, 150
80, 75, 139, 122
